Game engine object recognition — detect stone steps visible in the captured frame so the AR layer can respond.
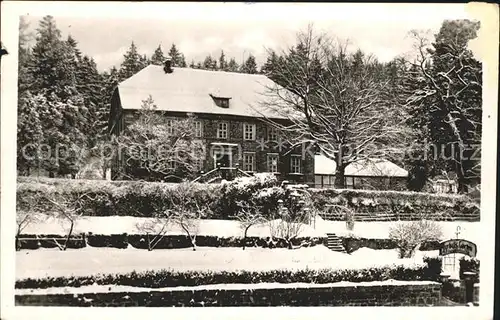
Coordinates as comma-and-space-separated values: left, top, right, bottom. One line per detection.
326, 233, 346, 253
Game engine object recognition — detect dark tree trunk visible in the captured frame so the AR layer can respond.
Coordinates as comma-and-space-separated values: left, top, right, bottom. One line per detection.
16, 233, 21, 251
334, 162, 346, 188
63, 220, 74, 251
147, 233, 152, 251
242, 228, 250, 250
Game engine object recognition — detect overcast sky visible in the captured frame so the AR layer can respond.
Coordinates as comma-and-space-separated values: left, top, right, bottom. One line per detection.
21, 3, 472, 72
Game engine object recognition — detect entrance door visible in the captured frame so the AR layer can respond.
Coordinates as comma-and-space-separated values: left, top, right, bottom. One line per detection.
213, 152, 231, 168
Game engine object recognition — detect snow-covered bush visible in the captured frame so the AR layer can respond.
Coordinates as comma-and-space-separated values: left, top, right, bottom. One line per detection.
16, 262, 442, 289
309, 187, 479, 219
345, 208, 355, 231
459, 256, 479, 283
389, 220, 443, 258
219, 173, 280, 219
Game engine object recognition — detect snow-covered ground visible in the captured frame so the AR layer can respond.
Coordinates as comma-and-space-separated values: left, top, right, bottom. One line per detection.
16, 246, 439, 280
313, 215, 481, 245
22, 216, 323, 238
16, 279, 439, 295
23, 215, 481, 244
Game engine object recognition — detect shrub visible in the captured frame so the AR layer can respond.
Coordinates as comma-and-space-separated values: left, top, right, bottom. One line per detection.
459, 257, 479, 283
422, 256, 443, 282
217, 173, 281, 219
17, 233, 326, 250
389, 220, 443, 258
16, 263, 440, 289
87, 233, 128, 249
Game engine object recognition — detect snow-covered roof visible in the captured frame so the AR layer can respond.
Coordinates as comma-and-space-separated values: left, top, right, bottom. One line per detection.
314, 155, 337, 175
117, 65, 288, 119
314, 156, 408, 177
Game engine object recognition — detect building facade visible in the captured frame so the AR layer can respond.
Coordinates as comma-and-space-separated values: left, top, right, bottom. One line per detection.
108, 61, 314, 184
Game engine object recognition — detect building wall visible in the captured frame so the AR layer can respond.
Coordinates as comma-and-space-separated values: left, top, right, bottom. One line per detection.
111, 109, 315, 183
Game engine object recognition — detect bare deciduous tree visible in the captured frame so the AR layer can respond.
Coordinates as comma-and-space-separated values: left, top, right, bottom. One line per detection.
389, 219, 443, 258
267, 184, 314, 249
259, 25, 408, 188
44, 192, 93, 250
235, 200, 266, 250
16, 195, 45, 251
167, 182, 211, 251
135, 199, 174, 251
268, 216, 305, 250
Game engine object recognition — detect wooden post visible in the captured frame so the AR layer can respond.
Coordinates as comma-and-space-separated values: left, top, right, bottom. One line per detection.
463, 272, 476, 304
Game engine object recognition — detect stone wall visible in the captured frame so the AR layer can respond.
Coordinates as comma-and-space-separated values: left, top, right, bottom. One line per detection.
16, 282, 442, 307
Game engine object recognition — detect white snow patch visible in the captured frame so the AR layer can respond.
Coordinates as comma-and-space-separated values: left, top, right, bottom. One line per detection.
314, 219, 481, 246
16, 246, 431, 280
22, 216, 324, 238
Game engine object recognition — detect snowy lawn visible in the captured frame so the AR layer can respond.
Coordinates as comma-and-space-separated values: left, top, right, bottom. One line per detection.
16, 279, 439, 295
314, 216, 481, 245
21, 216, 323, 238
22, 215, 480, 244
16, 246, 439, 280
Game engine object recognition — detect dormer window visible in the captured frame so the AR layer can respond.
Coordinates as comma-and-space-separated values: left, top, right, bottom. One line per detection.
210, 94, 231, 108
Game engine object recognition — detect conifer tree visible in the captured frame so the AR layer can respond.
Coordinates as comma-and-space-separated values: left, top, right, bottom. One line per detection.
119, 42, 146, 81
151, 45, 165, 65
21, 15, 87, 177
227, 58, 239, 72
203, 55, 217, 70
168, 43, 186, 67
219, 50, 227, 71
407, 20, 482, 192
240, 54, 258, 74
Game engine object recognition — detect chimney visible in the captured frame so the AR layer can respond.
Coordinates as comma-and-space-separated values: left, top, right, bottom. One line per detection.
163, 56, 173, 74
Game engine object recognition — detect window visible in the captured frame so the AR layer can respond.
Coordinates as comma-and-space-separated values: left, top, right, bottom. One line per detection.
195, 159, 204, 172
244, 123, 256, 141
290, 155, 302, 174
243, 152, 255, 172
267, 154, 279, 173
218, 98, 230, 108
217, 122, 228, 139
268, 127, 279, 141
166, 119, 175, 135
211, 95, 231, 108
194, 121, 203, 138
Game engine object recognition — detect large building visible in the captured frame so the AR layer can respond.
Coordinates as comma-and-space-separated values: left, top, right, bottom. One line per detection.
108, 60, 315, 184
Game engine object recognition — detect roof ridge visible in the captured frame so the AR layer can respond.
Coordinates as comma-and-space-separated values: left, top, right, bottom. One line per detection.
149, 64, 267, 77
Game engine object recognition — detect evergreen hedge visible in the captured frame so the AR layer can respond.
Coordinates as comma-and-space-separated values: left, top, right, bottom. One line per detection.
17, 233, 326, 250
17, 176, 479, 220
15, 263, 439, 289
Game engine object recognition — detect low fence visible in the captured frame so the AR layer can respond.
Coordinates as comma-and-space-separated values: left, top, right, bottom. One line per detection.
15, 281, 442, 307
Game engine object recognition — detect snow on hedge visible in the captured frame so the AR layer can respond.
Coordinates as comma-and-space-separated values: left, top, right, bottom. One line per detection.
314, 219, 481, 247
16, 279, 440, 296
